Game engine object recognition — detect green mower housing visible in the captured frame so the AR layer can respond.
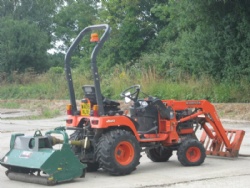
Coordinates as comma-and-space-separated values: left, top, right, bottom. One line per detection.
0, 129, 86, 185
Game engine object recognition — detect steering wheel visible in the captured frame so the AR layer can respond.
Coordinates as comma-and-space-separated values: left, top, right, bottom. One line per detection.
120, 85, 140, 102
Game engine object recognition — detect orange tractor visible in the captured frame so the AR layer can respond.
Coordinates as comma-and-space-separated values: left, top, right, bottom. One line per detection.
65, 24, 245, 175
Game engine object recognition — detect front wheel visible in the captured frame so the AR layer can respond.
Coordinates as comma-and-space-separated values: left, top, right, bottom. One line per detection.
177, 139, 206, 166
96, 129, 141, 175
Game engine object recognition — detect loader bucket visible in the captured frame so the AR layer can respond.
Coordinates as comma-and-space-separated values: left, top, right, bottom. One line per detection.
200, 129, 245, 158
0, 130, 86, 185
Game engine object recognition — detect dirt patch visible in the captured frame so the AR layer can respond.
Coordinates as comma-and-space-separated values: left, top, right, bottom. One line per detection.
0, 99, 67, 118
0, 100, 250, 121
0, 109, 39, 118
214, 103, 250, 121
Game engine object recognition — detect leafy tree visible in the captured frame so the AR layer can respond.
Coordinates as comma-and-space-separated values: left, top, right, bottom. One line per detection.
99, 0, 169, 67
146, 0, 250, 82
53, 0, 98, 68
0, 18, 49, 73
1, 0, 249, 84
54, 0, 98, 46
0, 0, 65, 32
0, 0, 65, 74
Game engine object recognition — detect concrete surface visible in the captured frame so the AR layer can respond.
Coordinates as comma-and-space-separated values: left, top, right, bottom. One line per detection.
0, 116, 249, 188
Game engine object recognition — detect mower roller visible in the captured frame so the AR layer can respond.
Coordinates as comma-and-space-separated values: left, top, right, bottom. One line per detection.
0, 128, 86, 185
0, 24, 246, 185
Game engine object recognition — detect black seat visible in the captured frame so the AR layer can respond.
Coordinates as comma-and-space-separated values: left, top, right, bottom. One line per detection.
82, 85, 100, 105
82, 85, 121, 115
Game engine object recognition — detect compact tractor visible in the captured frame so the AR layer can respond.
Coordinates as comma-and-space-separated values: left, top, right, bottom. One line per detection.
0, 24, 245, 184
64, 24, 245, 174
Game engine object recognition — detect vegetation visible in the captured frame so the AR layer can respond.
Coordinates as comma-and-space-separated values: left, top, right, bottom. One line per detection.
0, 101, 21, 109
0, 65, 249, 103
0, 0, 250, 102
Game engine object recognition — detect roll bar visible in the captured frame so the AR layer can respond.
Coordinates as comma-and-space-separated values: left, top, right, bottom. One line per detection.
64, 24, 110, 116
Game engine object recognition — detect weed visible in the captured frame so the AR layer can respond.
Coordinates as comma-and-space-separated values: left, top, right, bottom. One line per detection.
41, 108, 61, 118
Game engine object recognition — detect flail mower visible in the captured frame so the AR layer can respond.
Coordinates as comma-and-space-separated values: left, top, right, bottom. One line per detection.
0, 24, 246, 185
0, 128, 86, 185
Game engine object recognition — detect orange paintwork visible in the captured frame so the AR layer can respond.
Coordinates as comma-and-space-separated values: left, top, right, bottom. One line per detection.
186, 147, 201, 162
178, 128, 194, 135
115, 141, 135, 166
89, 116, 140, 140
66, 115, 89, 127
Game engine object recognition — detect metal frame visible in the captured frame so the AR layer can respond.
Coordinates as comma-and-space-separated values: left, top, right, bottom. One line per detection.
64, 24, 110, 116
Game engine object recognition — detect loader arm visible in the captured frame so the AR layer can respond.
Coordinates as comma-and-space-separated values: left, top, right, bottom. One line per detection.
165, 100, 245, 157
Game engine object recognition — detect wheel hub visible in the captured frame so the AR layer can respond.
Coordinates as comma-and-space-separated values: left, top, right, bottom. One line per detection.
115, 141, 134, 166
186, 147, 201, 162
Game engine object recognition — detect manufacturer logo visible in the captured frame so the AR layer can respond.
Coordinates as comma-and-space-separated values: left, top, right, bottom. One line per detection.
19, 151, 32, 158
186, 101, 201, 105
106, 119, 115, 123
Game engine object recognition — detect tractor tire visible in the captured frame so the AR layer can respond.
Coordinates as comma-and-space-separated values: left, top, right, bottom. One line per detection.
177, 139, 206, 166
146, 147, 173, 162
96, 129, 141, 175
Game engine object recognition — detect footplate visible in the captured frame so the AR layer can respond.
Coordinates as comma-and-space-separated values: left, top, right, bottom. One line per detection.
200, 129, 245, 157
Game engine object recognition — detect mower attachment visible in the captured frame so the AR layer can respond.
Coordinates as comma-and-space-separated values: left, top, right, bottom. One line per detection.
0, 129, 86, 185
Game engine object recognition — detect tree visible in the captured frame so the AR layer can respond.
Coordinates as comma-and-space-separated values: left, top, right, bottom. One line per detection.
146, 0, 250, 82
0, 0, 65, 74
53, 0, 99, 68
0, 0, 65, 32
54, 0, 98, 48
99, 0, 168, 67
0, 18, 49, 73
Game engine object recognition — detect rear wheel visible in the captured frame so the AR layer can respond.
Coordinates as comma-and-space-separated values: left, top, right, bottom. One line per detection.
177, 139, 206, 166
146, 147, 173, 162
96, 129, 141, 175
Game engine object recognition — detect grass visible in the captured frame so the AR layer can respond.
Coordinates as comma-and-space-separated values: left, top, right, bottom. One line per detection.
40, 107, 61, 118
1, 66, 249, 121
0, 65, 250, 103
0, 101, 21, 108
